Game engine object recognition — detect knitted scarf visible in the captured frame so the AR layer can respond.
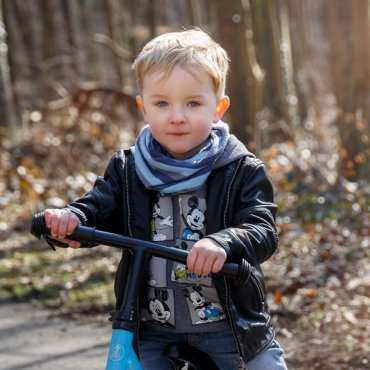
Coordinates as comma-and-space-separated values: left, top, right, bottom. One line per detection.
132, 122, 230, 195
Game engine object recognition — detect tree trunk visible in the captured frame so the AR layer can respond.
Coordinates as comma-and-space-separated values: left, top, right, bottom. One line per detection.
103, 0, 124, 85
66, 1, 89, 81
0, 0, 20, 136
215, 0, 257, 145
243, 0, 265, 152
326, 0, 370, 180
267, 0, 299, 128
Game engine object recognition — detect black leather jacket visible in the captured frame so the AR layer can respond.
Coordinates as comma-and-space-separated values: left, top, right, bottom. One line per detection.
64, 149, 278, 364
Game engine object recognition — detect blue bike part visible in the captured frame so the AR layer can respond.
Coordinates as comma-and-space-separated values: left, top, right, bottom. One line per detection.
106, 330, 142, 370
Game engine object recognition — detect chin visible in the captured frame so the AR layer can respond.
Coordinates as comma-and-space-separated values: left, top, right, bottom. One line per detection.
169, 151, 193, 160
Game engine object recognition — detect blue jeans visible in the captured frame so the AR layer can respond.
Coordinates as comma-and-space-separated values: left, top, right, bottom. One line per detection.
138, 326, 287, 369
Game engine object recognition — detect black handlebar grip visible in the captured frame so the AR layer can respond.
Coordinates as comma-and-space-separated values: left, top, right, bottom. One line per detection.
234, 259, 251, 286
30, 212, 47, 239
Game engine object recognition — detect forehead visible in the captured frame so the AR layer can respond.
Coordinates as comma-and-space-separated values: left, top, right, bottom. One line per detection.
141, 66, 215, 95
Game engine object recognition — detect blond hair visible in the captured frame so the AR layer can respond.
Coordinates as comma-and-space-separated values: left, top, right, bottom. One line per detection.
132, 29, 229, 99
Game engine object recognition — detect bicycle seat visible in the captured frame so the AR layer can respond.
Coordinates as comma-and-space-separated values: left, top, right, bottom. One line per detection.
163, 341, 219, 370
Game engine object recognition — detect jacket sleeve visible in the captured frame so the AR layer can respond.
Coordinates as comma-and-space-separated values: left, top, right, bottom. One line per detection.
64, 150, 125, 233
207, 159, 278, 266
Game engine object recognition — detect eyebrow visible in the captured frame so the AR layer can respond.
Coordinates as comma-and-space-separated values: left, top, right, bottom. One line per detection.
149, 94, 206, 99
149, 94, 168, 99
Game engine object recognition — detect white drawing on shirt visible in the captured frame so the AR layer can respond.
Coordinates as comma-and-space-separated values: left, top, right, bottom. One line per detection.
180, 196, 205, 241
183, 286, 225, 324
151, 199, 173, 241
147, 289, 174, 328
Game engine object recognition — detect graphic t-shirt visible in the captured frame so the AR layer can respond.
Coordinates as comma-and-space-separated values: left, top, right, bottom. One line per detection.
140, 188, 229, 332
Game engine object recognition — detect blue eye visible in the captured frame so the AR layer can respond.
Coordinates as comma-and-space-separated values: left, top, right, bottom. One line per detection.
188, 101, 200, 107
155, 101, 168, 107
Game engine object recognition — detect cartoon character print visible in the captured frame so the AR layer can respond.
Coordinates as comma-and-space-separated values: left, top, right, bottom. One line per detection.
188, 286, 206, 307
147, 289, 174, 328
181, 196, 205, 241
196, 303, 225, 322
173, 264, 187, 280
172, 258, 212, 285
172, 241, 188, 281
171, 240, 211, 284
151, 198, 173, 241
183, 286, 225, 324
147, 264, 157, 287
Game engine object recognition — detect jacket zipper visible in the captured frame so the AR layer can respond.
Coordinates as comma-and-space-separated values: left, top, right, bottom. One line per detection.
223, 158, 246, 368
125, 154, 142, 349
224, 277, 246, 369
125, 155, 133, 238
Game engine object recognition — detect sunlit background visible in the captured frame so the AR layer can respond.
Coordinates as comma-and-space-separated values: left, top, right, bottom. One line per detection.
0, 1, 369, 369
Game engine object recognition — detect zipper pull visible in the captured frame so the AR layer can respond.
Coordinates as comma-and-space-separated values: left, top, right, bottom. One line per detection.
237, 356, 247, 369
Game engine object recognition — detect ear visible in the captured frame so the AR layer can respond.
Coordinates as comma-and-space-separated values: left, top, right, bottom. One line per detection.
213, 96, 230, 123
136, 95, 146, 118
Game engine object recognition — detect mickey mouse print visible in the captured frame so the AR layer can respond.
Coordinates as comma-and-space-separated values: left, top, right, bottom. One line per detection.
141, 191, 226, 329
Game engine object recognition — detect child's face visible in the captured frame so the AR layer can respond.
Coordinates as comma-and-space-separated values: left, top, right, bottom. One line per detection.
136, 66, 229, 160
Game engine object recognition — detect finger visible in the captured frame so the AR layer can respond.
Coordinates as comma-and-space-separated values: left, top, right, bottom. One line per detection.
202, 257, 215, 276
50, 210, 62, 238
57, 211, 71, 239
46, 236, 80, 249
193, 253, 207, 276
186, 249, 197, 272
212, 256, 226, 273
44, 209, 54, 229
69, 240, 81, 249
66, 214, 80, 235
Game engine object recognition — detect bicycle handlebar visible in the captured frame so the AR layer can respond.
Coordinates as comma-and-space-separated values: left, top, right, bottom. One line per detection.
30, 212, 250, 285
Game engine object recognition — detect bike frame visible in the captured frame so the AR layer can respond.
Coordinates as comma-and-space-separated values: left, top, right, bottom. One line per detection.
30, 212, 249, 370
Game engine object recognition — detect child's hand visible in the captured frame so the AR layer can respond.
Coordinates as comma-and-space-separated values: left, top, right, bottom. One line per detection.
44, 209, 81, 249
186, 238, 227, 276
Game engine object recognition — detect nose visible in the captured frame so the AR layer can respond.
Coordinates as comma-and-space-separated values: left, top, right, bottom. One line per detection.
170, 107, 185, 124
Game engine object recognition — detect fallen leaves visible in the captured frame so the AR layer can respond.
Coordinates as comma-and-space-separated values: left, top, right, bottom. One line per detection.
1, 90, 369, 369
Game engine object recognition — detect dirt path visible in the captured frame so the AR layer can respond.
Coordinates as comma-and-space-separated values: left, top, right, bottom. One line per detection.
0, 302, 111, 370
1, 301, 293, 370
3, 301, 367, 370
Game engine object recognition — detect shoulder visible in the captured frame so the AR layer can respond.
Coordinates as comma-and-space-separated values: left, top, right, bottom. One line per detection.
240, 154, 266, 174
102, 149, 133, 179
111, 149, 130, 161
222, 153, 266, 178
222, 154, 273, 195
108, 149, 135, 167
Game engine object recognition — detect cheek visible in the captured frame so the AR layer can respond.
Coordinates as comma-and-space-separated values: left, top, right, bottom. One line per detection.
144, 108, 162, 124
195, 122, 213, 137
148, 124, 166, 144
149, 123, 162, 135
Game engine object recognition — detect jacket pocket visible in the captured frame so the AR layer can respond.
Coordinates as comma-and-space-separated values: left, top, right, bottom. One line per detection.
250, 270, 266, 312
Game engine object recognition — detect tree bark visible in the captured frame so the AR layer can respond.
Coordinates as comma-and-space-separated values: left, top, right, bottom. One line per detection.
267, 0, 299, 128
0, 0, 20, 135
215, 0, 260, 145
326, 0, 370, 180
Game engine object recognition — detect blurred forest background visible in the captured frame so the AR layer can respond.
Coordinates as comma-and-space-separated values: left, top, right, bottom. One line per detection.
0, 1, 369, 369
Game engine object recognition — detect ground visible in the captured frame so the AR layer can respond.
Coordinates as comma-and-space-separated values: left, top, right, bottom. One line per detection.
0, 100, 369, 369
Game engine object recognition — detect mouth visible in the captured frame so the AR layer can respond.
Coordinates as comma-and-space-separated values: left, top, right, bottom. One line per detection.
168, 132, 188, 136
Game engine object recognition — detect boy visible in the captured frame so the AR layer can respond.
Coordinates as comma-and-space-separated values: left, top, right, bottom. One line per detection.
44, 29, 287, 369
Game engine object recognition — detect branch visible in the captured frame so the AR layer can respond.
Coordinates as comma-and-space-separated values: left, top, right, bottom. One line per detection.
90, 33, 131, 61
